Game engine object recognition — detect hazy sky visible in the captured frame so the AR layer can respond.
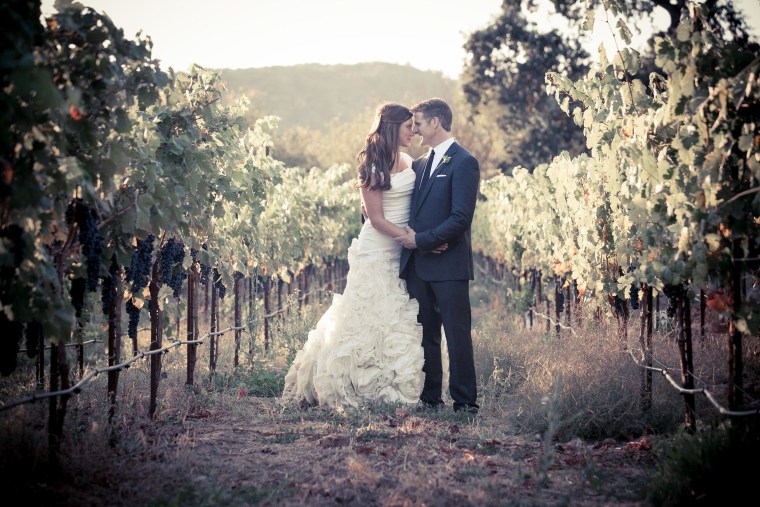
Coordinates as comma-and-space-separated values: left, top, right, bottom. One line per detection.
41, 0, 760, 78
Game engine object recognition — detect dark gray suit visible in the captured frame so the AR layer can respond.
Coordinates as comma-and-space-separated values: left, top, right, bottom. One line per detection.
399, 142, 480, 412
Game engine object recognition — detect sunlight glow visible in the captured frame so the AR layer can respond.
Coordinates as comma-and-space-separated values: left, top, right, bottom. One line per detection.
40, 0, 759, 77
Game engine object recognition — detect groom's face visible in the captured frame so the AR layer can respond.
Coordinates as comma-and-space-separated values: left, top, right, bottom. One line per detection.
413, 112, 434, 147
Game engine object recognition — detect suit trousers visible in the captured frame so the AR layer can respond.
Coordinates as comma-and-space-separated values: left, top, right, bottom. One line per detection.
405, 254, 478, 410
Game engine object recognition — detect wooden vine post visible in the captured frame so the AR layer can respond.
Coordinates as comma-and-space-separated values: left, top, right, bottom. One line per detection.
727, 238, 744, 410
527, 270, 535, 329
287, 271, 294, 317
554, 275, 562, 337
234, 272, 241, 368
675, 286, 696, 432
148, 257, 163, 419
107, 263, 123, 423
277, 276, 285, 320
249, 275, 258, 356
186, 266, 197, 386
48, 343, 70, 467
32, 323, 45, 389
209, 277, 218, 376
326, 260, 334, 293
263, 276, 271, 351
248, 275, 254, 328
638, 285, 653, 411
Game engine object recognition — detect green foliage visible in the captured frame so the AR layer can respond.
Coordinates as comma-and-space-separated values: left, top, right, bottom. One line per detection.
462, 1, 589, 172
473, 3, 760, 335
553, 1, 755, 46
0, 1, 365, 376
647, 422, 760, 506
1, 0, 168, 342
214, 364, 285, 398
256, 163, 360, 280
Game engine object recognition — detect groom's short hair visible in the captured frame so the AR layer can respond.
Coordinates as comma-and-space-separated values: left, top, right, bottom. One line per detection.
412, 98, 452, 132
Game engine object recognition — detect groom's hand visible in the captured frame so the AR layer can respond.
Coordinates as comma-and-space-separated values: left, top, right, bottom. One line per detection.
394, 227, 417, 249
431, 242, 448, 254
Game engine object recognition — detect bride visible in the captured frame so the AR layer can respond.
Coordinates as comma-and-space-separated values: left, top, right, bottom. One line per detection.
281, 103, 437, 409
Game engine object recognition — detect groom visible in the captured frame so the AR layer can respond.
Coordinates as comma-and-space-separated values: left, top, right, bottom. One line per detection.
395, 98, 480, 414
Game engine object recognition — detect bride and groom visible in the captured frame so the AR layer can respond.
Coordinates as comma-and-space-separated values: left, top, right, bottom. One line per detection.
281, 98, 480, 414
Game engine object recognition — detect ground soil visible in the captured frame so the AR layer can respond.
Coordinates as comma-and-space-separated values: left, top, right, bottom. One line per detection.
20, 394, 659, 507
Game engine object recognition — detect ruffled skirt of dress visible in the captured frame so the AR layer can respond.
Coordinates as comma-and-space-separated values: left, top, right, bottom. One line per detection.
280, 239, 424, 409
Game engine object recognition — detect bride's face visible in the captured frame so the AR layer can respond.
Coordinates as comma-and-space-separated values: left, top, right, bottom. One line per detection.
398, 118, 414, 148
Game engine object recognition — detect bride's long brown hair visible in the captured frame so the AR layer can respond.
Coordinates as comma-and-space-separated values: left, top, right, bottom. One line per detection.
355, 103, 412, 191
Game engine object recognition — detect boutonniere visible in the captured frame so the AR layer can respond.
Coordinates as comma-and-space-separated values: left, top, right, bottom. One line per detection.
441, 155, 451, 164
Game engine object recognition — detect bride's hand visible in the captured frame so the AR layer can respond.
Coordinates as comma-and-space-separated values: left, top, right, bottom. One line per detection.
431, 243, 448, 254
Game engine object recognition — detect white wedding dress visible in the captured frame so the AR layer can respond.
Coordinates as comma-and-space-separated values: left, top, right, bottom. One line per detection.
281, 161, 424, 409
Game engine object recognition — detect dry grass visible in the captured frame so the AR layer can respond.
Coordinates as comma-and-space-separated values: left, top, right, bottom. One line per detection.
0, 281, 756, 505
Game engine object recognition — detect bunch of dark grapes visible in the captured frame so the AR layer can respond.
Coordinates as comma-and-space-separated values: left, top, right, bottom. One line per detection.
213, 268, 227, 299
125, 299, 141, 339
66, 199, 104, 292
124, 234, 155, 340
193, 244, 211, 285
630, 283, 640, 310
100, 255, 120, 315
70, 277, 86, 319
191, 246, 211, 285
662, 283, 684, 318
200, 263, 211, 285
125, 234, 155, 293
625, 265, 640, 310
159, 238, 187, 297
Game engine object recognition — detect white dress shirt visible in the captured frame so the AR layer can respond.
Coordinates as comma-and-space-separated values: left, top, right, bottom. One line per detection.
426, 137, 456, 179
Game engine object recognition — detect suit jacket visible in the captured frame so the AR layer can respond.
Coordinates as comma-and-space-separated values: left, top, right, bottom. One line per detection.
399, 142, 480, 281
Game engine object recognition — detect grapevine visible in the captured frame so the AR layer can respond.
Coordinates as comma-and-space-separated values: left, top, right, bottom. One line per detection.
213, 268, 227, 299
193, 245, 211, 285
65, 198, 104, 292
158, 238, 186, 298
69, 277, 86, 319
125, 299, 141, 341
125, 234, 155, 294
124, 234, 155, 340
100, 255, 120, 316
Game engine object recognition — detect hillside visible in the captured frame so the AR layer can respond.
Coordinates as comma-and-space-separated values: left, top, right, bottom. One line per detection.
216, 62, 457, 131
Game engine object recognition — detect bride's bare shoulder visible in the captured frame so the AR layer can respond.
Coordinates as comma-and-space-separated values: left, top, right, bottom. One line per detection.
400, 151, 414, 166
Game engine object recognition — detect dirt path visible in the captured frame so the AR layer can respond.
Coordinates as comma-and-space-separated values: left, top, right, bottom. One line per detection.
84, 395, 657, 506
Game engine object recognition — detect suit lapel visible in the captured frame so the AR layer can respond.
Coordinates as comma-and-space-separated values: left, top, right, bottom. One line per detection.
414, 152, 431, 192
415, 143, 460, 211
411, 151, 432, 216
